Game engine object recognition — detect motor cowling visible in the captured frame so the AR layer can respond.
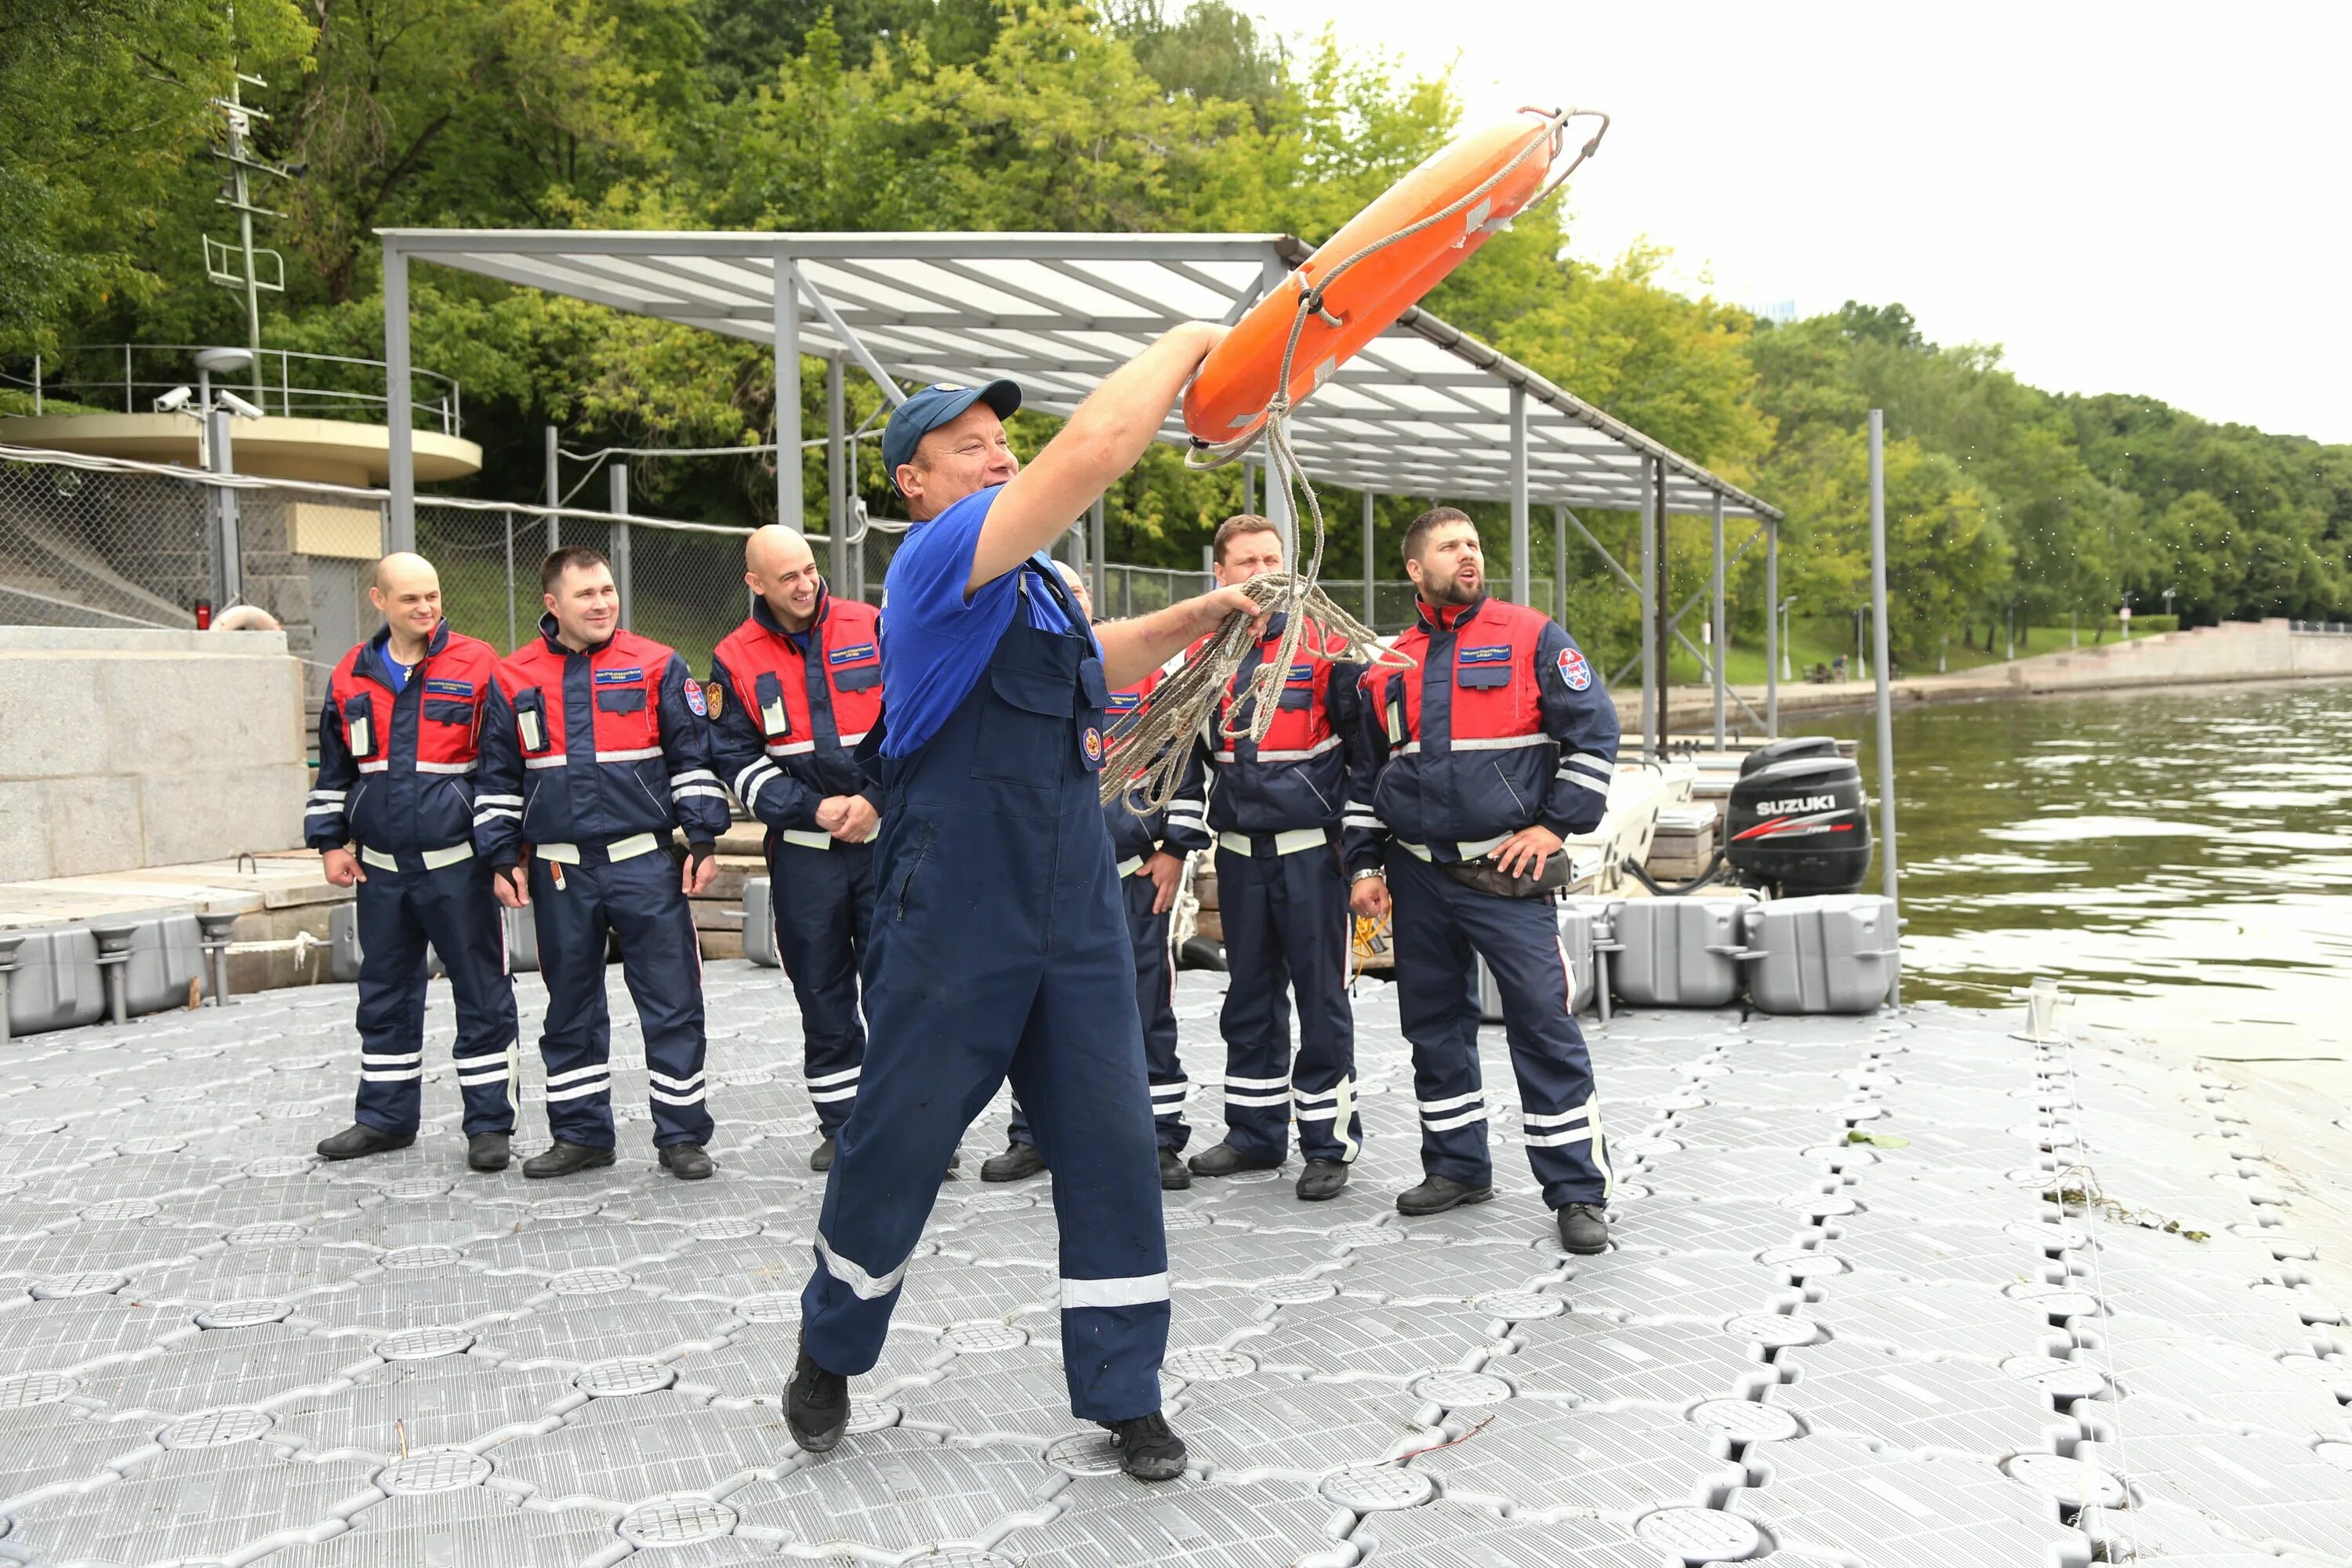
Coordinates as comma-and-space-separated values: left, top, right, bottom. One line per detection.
1724, 743, 1872, 898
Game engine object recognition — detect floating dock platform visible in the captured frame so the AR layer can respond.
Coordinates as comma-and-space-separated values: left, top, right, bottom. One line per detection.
0, 969, 2347, 1565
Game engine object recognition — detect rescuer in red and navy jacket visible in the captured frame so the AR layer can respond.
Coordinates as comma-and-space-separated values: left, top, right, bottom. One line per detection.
1349, 506, 1619, 1258
303, 552, 520, 1174
474, 545, 733, 1182
707, 526, 887, 1171
987, 564, 1212, 1187
1177, 517, 1370, 1203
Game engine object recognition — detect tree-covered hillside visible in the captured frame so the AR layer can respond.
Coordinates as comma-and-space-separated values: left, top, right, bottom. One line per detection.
4, 0, 2343, 670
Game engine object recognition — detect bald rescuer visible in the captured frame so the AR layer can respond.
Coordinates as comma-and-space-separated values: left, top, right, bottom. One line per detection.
786, 334, 1258, 1481
476, 547, 733, 1181
307, 554, 521, 1171
1349, 507, 1620, 1255
708, 526, 886, 1171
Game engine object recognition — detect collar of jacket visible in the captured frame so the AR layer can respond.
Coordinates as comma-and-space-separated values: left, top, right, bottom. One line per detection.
539, 612, 615, 659
1252, 609, 1292, 646
750, 586, 829, 642
1416, 595, 1489, 633
364, 617, 450, 683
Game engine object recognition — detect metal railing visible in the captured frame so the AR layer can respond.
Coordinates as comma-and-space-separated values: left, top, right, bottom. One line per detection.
2290, 619, 2351, 634
2, 344, 463, 436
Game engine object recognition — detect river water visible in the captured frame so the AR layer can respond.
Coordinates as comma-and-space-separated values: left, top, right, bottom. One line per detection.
1804, 677, 2352, 1054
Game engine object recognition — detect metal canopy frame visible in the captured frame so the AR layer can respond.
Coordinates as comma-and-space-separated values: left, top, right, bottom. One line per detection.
378, 227, 1785, 747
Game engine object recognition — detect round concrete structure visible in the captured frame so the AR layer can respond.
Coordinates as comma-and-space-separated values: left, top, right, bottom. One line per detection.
0, 414, 481, 487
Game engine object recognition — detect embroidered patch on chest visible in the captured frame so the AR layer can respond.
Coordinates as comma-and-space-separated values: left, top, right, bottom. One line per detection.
1106, 692, 1142, 714
827, 643, 877, 664
1287, 662, 1316, 683
423, 677, 474, 699
593, 666, 644, 685
683, 678, 707, 717
1457, 644, 1512, 665
1558, 647, 1593, 691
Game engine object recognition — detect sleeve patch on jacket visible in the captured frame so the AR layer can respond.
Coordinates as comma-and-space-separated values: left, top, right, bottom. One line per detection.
683, 678, 707, 717
1557, 647, 1593, 691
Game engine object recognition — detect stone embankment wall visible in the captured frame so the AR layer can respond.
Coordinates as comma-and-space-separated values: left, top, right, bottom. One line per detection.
0, 627, 308, 881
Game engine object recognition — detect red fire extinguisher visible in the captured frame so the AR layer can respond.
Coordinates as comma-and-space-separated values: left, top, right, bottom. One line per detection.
194, 600, 213, 630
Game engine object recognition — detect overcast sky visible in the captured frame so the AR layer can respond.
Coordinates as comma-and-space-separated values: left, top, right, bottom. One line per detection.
1245, 0, 2350, 444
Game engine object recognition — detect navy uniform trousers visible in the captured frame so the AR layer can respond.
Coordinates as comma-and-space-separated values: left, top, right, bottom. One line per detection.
768, 837, 876, 1138
528, 845, 715, 1149
1007, 868, 1190, 1152
802, 578, 1169, 1421
1214, 839, 1362, 1163
352, 853, 519, 1138
1386, 848, 1610, 1210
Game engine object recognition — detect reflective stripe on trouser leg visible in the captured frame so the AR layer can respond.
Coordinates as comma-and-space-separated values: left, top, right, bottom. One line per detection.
351, 869, 431, 1135
528, 856, 616, 1149
1272, 844, 1359, 1164
1385, 848, 1494, 1190
770, 839, 874, 1138
1008, 909, 1170, 1421
601, 852, 714, 1149
1123, 872, 1190, 1153
1423, 853, 1610, 1208
410, 855, 521, 1138
1213, 847, 1296, 1163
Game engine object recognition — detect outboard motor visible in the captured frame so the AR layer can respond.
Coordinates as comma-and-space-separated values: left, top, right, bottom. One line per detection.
1724, 738, 1872, 897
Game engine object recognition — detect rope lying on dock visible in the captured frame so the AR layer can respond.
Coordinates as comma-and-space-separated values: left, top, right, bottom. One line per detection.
1101, 569, 1410, 813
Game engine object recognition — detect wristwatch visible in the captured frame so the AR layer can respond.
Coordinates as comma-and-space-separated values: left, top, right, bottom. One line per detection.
1349, 868, 1386, 884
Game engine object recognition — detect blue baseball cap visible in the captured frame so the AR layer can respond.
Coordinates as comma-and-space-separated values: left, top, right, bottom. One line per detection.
882, 379, 1022, 493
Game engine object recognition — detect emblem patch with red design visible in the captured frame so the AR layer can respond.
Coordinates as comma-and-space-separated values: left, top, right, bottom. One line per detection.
1557, 647, 1592, 691
1082, 726, 1105, 768
683, 677, 708, 717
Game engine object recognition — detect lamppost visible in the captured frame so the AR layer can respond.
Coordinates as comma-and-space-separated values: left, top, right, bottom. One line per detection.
159, 348, 265, 612
2163, 587, 2177, 623
1779, 596, 1798, 681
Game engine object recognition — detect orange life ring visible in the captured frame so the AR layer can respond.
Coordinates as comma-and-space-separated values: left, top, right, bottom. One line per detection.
1184, 110, 1569, 449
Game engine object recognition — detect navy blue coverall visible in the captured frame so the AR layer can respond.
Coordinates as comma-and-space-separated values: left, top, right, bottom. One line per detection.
309, 622, 519, 1138
1354, 594, 1620, 1210
476, 617, 733, 1151
1196, 614, 1372, 1166
709, 591, 887, 1138
802, 560, 1168, 1422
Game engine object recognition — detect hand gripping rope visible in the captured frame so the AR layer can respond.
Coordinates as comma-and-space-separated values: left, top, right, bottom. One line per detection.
1102, 107, 1610, 814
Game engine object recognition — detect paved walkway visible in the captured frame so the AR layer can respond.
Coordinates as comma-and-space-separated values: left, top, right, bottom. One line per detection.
0, 969, 2345, 1564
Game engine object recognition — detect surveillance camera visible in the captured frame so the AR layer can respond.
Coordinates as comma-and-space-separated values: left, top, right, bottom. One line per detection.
153, 386, 194, 413
217, 391, 266, 419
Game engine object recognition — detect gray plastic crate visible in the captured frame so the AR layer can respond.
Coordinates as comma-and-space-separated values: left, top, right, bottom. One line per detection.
1609, 897, 1754, 1007
120, 913, 204, 1014
2, 926, 104, 1035
1740, 895, 1899, 1014
742, 877, 780, 968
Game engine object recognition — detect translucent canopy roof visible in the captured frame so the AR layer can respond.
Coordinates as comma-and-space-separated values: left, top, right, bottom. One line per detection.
379, 229, 1777, 522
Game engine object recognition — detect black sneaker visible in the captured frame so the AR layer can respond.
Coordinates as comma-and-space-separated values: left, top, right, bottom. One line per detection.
785, 1341, 849, 1453
466, 1132, 510, 1172
314, 1123, 414, 1161
1158, 1146, 1192, 1191
1100, 1409, 1188, 1482
1394, 1174, 1494, 1217
981, 1141, 1046, 1182
809, 1136, 836, 1172
658, 1143, 715, 1181
521, 1140, 616, 1179
1555, 1202, 1610, 1254
1186, 1142, 1283, 1178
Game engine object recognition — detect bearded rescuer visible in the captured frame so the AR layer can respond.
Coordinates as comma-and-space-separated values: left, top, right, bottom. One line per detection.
1348, 506, 1620, 1254
786, 333, 1259, 1483
709, 525, 885, 1174
307, 552, 521, 1172
475, 546, 734, 1181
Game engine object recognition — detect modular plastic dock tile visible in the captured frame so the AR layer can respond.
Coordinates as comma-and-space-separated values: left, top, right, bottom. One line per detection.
2100, 1333, 2352, 1437
723, 1427, 1060, 1552
0, 1396, 166, 1508
1549, 1249, 1800, 1323
1806, 1214, 2053, 1287
71, 1323, 377, 1421
1346, 1503, 1680, 1568
248, 1486, 622, 1568
0, 1449, 380, 1563
891, 1343, 1126, 1443
1175, 1380, 1442, 1478
466, 1296, 732, 1367
1766, 1336, 2078, 1459
1404, 1396, 1743, 1515
1732, 1432, 2088, 1568
1491, 1315, 1772, 1406
264, 1353, 579, 1455
1236, 1298, 1504, 1381
1802, 1273, 2070, 1363
1603, 1199, 1824, 1259
290, 1266, 554, 1337
481, 1391, 792, 1506
2099, 1409, 2352, 1559
0, 1293, 195, 1376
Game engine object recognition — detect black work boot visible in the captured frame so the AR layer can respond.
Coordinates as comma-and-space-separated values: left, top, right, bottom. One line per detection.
785, 1340, 849, 1454
659, 1143, 715, 1181
1186, 1142, 1282, 1178
466, 1132, 510, 1172
315, 1123, 414, 1161
1101, 1410, 1188, 1482
1395, 1174, 1494, 1217
1158, 1146, 1192, 1191
1296, 1159, 1348, 1202
521, 1140, 616, 1179
809, 1136, 836, 1173
1555, 1202, 1610, 1254
981, 1141, 1046, 1182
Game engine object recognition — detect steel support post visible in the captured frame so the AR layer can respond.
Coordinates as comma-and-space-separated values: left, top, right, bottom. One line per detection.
1508, 383, 1530, 606
1554, 505, 1568, 626
1867, 409, 1900, 1004
383, 241, 416, 552
1241, 462, 1254, 517
542, 426, 561, 552
826, 353, 848, 587
1363, 491, 1377, 625
1089, 495, 1107, 611
503, 510, 517, 650
207, 408, 243, 607
1639, 463, 1658, 758
609, 464, 632, 630
774, 253, 802, 531
1765, 519, 1780, 738
1654, 459, 1671, 753
1711, 493, 1726, 750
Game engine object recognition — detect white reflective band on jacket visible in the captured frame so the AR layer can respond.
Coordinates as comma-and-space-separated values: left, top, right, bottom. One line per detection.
1116, 855, 1145, 879
1218, 827, 1329, 858
536, 833, 661, 865
1398, 832, 1511, 863
1394, 734, 1551, 757
779, 824, 881, 851
359, 842, 474, 872
1212, 734, 1342, 765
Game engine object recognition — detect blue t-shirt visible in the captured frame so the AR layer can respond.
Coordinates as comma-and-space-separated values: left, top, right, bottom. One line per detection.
372, 642, 414, 694
880, 485, 1091, 757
